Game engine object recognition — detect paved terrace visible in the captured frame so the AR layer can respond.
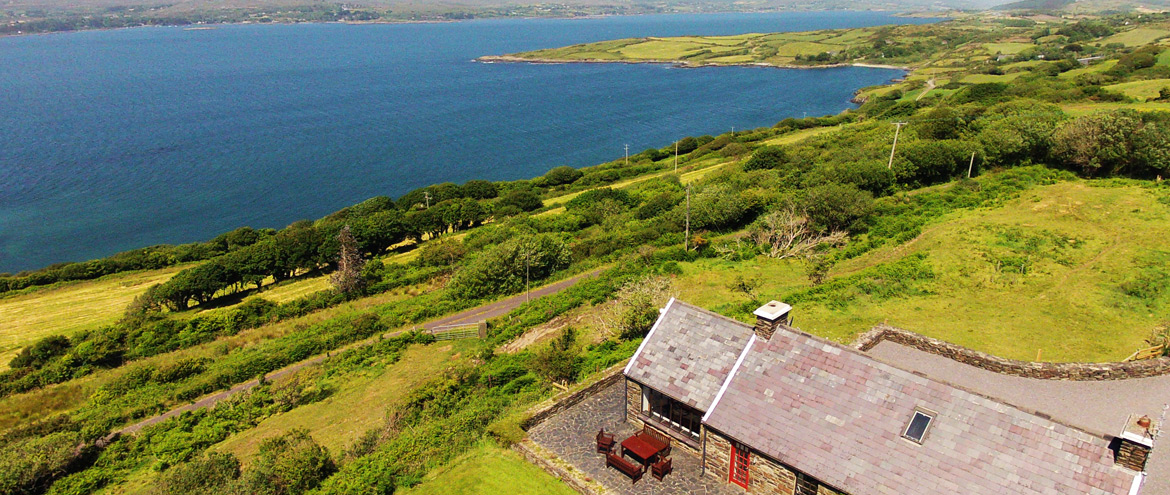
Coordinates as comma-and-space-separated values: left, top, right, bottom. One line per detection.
529, 381, 735, 495
868, 340, 1170, 495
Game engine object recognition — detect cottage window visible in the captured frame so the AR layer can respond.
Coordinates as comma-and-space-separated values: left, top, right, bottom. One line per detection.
729, 441, 750, 488
903, 409, 935, 444
642, 388, 702, 440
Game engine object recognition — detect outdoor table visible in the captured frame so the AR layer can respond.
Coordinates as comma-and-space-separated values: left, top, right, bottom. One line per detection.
621, 433, 664, 471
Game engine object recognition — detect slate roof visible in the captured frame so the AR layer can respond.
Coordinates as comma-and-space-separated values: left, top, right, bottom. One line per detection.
703, 325, 1137, 495
623, 298, 755, 412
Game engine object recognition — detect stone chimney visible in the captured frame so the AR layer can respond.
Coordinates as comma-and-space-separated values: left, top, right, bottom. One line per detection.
753, 301, 792, 340
1115, 413, 1156, 472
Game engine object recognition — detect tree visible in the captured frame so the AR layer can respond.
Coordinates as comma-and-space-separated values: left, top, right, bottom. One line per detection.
448, 234, 571, 300
152, 452, 241, 495
236, 429, 335, 495
749, 207, 847, 259
895, 139, 981, 186
530, 328, 581, 384
543, 166, 583, 186
676, 136, 700, 154
799, 183, 873, 233
742, 146, 789, 171
462, 180, 498, 199
914, 106, 960, 140
417, 238, 467, 267
595, 275, 672, 340
1052, 110, 1142, 176
330, 225, 366, 295
497, 189, 543, 213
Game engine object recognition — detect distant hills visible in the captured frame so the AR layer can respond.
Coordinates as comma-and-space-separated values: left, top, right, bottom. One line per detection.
995, 0, 1170, 11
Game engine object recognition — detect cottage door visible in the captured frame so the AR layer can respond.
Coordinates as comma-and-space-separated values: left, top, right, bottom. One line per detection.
729, 441, 750, 489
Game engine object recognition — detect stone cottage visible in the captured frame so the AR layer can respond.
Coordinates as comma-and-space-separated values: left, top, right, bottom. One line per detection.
622, 298, 1148, 495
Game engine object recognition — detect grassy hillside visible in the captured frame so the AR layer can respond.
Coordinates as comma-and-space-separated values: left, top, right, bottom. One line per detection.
10, 11, 1170, 495
675, 178, 1170, 362
0, 266, 185, 369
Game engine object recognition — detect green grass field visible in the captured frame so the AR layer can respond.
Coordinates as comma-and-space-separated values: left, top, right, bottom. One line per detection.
0, 285, 419, 431
0, 266, 185, 370
214, 341, 471, 462
675, 180, 1170, 363
960, 72, 1023, 84
985, 42, 1034, 55
1104, 79, 1170, 101
398, 442, 578, 495
1102, 27, 1170, 47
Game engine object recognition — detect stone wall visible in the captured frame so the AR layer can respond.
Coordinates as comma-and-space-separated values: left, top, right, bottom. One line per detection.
512, 441, 605, 495
625, 378, 643, 430
522, 364, 625, 430
704, 428, 799, 494
854, 324, 1170, 381
749, 450, 796, 495
703, 427, 733, 487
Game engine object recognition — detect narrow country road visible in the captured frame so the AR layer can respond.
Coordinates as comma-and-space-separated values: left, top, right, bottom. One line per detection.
107, 269, 601, 440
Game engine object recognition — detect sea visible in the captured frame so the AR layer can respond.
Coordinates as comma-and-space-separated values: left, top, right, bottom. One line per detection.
0, 12, 936, 273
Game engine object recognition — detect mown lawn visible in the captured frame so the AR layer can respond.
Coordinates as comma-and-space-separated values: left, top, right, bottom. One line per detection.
674, 180, 1170, 363
397, 442, 577, 495
0, 265, 186, 370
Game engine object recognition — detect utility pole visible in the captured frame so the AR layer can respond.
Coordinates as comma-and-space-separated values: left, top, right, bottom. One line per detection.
684, 184, 691, 251
731, 126, 735, 135
967, 151, 977, 178
887, 122, 908, 169
624, 144, 629, 166
424, 191, 431, 209
674, 141, 679, 173
525, 251, 530, 303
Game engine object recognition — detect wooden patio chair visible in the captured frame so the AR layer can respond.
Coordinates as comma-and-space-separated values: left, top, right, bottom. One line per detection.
651, 457, 673, 481
596, 428, 616, 453
657, 444, 671, 462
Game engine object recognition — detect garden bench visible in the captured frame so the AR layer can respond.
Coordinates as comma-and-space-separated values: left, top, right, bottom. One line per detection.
606, 451, 644, 484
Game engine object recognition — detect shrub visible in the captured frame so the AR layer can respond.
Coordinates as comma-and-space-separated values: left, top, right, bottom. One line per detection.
529, 328, 581, 384
800, 183, 874, 233
417, 238, 467, 267
9, 335, 71, 369
448, 234, 572, 300
542, 166, 583, 186
462, 180, 498, 199
742, 146, 789, 171
895, 139, 982, 187
497, 189, 543, 212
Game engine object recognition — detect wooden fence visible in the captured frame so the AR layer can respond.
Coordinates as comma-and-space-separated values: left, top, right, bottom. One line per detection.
428, 322, 487, 341
1126, 343, 1169, 362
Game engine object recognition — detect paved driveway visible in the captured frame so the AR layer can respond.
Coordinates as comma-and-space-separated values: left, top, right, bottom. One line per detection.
868, 341, 1170, 495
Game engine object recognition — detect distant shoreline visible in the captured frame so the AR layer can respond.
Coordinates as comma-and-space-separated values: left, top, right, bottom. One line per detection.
476, 54, 912, 72
0, 9, 943, 39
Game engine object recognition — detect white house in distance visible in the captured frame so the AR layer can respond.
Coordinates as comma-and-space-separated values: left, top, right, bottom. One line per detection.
621, 298, 1151, 495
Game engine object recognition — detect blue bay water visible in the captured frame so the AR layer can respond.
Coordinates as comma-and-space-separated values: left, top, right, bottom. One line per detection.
0, 12, 935, 272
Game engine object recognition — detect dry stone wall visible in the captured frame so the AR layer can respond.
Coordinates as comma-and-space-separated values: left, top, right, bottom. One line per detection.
522, 364, 625, 430
853, 324, 1170, 381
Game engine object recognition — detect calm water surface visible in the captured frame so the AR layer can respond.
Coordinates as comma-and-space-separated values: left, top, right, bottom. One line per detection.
0, 12, 935, 272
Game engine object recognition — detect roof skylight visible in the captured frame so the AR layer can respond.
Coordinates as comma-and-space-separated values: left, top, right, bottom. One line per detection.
903, 409, 934, 444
